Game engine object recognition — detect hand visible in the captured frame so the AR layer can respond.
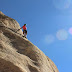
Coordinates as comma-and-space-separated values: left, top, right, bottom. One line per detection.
17, 29, 20, 31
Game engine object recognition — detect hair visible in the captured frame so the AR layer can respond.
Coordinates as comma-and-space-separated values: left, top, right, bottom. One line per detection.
24, 24, 26, 26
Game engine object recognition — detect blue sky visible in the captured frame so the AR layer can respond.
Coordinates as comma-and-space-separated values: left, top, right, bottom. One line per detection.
0, 0, 72, 72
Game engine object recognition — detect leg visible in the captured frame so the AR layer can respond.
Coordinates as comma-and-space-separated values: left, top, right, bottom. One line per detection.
24, 30, 27, 38
24, 33, 27, 38
23, 30, 25, 34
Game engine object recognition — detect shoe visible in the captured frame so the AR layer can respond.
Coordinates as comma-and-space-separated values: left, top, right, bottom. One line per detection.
23, 36, 27, 38
23, 36, 25, 37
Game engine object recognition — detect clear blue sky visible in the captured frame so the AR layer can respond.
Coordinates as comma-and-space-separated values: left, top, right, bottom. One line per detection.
0, 0, 72, 72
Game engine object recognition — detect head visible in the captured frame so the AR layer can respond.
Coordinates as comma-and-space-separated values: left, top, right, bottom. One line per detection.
24, 24, 26, 26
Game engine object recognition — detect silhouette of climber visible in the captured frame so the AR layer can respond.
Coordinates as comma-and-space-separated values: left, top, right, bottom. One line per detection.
19, 24, 27, 38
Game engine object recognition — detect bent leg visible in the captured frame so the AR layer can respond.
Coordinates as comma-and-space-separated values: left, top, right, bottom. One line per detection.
23, 30, 25, 34
24, 33, 27, 38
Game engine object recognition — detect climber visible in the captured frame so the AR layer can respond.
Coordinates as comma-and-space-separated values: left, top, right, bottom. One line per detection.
18, 24, 27, 38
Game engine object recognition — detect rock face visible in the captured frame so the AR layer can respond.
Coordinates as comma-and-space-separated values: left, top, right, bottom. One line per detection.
0, 12, 59, 72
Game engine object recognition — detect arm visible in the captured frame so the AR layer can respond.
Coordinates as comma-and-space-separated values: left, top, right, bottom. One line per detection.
17, 26, 23, 31
20, 26, 23, 29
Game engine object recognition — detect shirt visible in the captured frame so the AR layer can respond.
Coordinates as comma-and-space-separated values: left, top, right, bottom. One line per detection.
22, 25, 27, 30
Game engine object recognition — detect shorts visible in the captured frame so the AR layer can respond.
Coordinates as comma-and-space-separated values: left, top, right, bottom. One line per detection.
23, 29, 27, 34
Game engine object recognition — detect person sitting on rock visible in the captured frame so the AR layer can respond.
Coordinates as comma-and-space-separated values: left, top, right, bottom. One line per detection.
19, 24, 27, 38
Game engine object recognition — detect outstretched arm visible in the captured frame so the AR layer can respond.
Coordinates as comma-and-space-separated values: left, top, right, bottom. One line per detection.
17, 26, 23, 31
20, 26, 23, 29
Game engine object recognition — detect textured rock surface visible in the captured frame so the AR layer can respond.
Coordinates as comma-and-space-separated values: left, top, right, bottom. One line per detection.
0, 12, 59, 72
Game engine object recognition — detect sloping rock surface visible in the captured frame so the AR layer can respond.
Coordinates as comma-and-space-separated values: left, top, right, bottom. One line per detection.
0, 12, 59, 72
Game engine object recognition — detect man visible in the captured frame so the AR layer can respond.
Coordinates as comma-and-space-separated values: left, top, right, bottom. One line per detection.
19, 24, 27, 38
